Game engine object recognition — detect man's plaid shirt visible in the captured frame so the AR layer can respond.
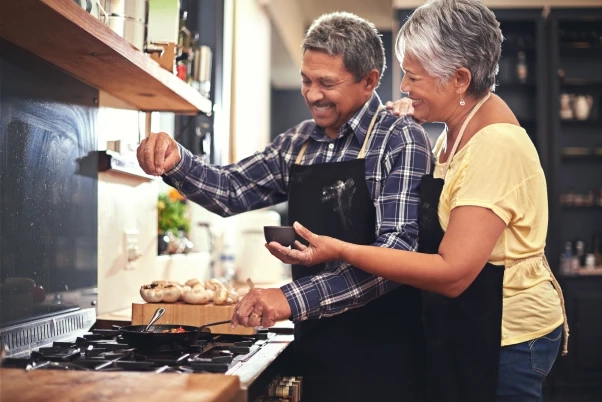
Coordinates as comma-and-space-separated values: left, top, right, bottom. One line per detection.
164, 93, 434, 322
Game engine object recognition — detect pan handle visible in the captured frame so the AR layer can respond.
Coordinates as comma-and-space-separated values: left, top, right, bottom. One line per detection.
193, 320, 233, 342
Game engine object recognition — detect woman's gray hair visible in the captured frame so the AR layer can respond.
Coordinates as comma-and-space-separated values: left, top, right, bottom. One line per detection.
303, 12, 386, 86
396, 0, 502, 97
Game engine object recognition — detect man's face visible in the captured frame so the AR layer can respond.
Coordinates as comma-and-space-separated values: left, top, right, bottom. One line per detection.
301, 50, 372, 139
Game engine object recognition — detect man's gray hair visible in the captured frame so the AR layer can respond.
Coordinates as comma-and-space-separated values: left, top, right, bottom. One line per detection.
396, 0, 502, 97
303, 12, 386, 86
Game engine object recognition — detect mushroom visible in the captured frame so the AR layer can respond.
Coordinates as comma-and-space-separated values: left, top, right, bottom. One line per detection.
214, 287, 229, 305
140, 284, 164, 303
185, 278, 201, 288
182, 284, 213, 305
228, 291, 240, 303
161, 284, 182, 303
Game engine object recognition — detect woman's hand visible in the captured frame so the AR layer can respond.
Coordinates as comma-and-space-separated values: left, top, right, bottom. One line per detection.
265, 222, 348, 266
385, 98, 423, 123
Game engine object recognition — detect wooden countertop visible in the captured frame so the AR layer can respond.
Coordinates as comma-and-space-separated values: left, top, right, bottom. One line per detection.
0, 369, 239, 402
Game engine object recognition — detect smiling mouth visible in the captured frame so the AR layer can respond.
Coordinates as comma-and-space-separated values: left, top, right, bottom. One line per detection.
410, 98, 422, 107
312, 104, 333, 112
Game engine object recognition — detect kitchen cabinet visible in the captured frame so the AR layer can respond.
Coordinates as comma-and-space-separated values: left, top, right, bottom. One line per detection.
0, 0, 211, 115
546, 8, 602, 279
548, 277, 602, 393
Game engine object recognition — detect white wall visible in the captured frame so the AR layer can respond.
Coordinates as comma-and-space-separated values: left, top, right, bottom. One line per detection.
95, 102, 211, 315
230, 0, 272, 162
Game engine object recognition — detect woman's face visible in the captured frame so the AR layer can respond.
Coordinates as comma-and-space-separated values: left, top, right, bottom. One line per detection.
400, 55, 459, 123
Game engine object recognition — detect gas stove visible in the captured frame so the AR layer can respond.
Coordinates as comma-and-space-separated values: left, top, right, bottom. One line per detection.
1, 327, 276, 374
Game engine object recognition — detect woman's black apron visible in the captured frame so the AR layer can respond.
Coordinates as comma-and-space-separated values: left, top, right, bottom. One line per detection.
418, 94, 504, 402
287, 107, 425, 402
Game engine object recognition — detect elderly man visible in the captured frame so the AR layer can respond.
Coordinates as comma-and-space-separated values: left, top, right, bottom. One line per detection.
137, 12, 432, 402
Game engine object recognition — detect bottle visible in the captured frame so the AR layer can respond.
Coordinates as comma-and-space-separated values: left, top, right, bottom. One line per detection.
176, 10, 192, 81
575, 240, 586, 268
516, 51, 528, 84
560, 241, 573, 275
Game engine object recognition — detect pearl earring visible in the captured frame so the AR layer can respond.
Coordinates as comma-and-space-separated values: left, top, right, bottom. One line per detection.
460, 96, 466, 106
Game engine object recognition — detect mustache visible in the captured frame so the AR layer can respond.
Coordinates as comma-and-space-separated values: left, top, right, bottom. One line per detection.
310, 102, 334, 108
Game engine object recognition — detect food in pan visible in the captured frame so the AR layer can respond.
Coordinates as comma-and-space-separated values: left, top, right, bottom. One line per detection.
161, 326, 187, 333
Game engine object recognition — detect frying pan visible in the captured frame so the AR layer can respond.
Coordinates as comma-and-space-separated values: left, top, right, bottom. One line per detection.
118, 308, 232, 350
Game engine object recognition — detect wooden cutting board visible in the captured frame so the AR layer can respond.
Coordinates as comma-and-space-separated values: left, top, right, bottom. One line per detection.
131, 301, 256, 335
0, 368, 239, 402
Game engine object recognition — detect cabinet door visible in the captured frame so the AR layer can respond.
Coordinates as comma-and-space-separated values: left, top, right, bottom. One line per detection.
564, 280, 602, 382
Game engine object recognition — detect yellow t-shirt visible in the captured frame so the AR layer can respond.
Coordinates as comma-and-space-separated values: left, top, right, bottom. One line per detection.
433, 123, 563, 346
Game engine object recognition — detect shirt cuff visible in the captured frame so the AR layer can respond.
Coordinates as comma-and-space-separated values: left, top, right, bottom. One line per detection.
281, 277, 323, 323
163, 143, 191, 180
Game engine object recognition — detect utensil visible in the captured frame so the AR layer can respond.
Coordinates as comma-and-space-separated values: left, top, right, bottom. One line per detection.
118, 319, 233, 350
144, 307, 165, 332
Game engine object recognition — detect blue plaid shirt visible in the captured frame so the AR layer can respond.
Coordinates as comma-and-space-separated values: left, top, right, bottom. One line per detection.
164, 93, 434, 322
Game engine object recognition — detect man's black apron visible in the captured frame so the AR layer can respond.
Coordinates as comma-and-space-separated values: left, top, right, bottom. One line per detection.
418, 94, 504, 402
287, 107, 425, 402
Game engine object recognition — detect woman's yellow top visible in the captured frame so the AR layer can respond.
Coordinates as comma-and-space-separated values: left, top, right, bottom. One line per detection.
433, 123, 563, 346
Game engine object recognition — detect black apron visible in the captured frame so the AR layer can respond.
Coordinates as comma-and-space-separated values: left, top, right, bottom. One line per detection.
418, 94, 504, 402
287, 107, 425, 402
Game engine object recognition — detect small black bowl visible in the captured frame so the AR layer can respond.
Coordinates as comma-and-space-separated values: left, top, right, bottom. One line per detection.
264, 226, 296, 247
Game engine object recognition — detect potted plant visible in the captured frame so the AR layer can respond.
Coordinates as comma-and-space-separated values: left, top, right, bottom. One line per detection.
157, 188, 191, 254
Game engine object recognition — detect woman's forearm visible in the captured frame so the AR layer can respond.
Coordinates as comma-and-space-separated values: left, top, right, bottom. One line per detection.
340, 243, 467, 297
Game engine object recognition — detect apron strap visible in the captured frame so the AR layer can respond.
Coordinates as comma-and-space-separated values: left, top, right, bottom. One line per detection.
440, 93, 491, 179
358, 105, 383, 159
295, 141, 310, 164
507, 254, 570, 355
294, 105, 383, 164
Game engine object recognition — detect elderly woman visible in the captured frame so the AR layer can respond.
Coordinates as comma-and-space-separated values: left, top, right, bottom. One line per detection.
263, 0, 568, 401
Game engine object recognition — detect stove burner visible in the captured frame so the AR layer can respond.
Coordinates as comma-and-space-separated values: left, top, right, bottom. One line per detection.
1, 328, 274, 374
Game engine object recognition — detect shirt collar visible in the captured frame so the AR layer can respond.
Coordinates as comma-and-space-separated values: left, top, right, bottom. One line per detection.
309, 92, 383, 144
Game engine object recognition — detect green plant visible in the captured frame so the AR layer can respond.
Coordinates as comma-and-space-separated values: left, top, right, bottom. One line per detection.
158, 192, 190, 234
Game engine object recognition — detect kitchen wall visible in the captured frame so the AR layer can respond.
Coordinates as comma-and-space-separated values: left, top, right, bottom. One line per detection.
94, 104, 215, 315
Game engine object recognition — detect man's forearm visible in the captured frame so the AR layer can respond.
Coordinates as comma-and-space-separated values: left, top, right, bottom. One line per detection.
282, 263, 401, 322
164, 145, 287, 216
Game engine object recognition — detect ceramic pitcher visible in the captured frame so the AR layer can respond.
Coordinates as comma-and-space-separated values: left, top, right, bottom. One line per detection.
573, 95, 594, 120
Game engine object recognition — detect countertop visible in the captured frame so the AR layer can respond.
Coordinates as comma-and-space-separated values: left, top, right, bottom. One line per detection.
0, 369, 239, 402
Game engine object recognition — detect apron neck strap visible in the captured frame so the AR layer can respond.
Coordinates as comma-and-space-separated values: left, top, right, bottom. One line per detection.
295, 141, 310, 164
440, 93, 491, 178
295, 105, 383, 164
358, 105, 382, 159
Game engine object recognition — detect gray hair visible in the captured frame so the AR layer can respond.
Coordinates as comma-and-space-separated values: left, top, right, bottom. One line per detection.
303, 12, 386, 86
396, 0, 502, 97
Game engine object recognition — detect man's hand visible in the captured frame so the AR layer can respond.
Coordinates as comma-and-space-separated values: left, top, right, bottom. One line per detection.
137, 132, 181, 176
231, 288, 292, 328
265, 222, 347, 266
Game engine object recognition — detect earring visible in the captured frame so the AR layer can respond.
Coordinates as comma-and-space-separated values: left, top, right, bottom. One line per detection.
459, 96, 466, 106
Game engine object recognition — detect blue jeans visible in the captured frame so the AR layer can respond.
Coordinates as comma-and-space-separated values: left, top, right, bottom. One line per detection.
497, 325, 563, 402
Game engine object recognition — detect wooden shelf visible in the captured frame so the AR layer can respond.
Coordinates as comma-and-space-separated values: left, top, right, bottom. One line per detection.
0, 0, 211, 115
97, 151, 155, 180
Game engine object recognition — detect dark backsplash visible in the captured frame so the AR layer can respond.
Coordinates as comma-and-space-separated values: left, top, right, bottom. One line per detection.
0, 39, 99, 328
